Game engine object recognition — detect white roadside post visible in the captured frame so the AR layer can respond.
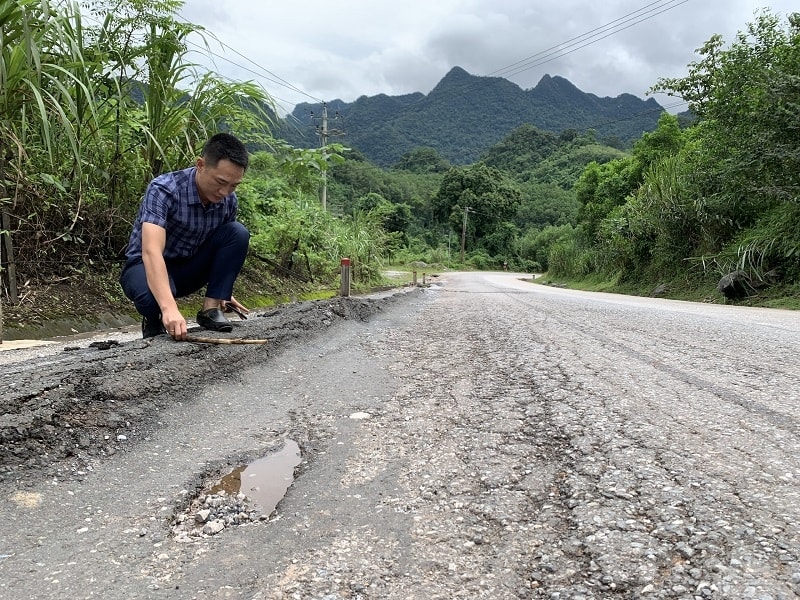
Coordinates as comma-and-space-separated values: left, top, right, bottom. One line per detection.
340, 258, 351, 297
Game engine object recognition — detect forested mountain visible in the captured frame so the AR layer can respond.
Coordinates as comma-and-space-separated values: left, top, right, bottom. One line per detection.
479, 124, 628, 190
278, 67, 664, 167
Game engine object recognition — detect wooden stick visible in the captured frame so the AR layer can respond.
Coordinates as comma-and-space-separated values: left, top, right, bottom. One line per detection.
184, 335, 269, 345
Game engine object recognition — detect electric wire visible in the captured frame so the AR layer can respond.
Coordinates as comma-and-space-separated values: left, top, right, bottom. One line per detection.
489, 0, 690, 80
182, 36, 324, 105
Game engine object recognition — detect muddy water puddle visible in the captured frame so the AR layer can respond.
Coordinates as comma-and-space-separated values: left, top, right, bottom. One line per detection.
211, 439, 302, 514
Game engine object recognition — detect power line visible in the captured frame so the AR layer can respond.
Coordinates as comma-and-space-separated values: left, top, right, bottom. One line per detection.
284, 0, 693, 145
78, 9, 322, 117
182, 43, 308, 116
182, 36, 323, 105
489, 0, 691, 80
407, 0, 693, 113
171, 10, 326, 112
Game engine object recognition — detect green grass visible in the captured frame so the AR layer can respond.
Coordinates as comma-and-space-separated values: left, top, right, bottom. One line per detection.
535, 271, 800, 310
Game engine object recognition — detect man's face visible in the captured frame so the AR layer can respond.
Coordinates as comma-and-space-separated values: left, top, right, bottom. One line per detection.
195, 157, 245, 205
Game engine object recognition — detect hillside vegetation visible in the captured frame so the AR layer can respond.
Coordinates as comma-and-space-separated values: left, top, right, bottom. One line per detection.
1, 2, 798, 337
280, 67, 662, 166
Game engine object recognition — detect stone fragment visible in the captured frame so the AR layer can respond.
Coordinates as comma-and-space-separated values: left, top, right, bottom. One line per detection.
202, 520, 225, 535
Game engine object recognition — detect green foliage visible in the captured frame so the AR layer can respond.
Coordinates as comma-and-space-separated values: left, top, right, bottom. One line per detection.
283, 68, 663, 167
517, 224, 576, 272
591, 155, 701, 280
528, 142, 628, 189
574, 158, 640, 244
651, 9, 800, 239
390, 237, 453, 268
0, 0, 107, 279
246, 193, 389, 286
0, 0, 277, 285
632, 112, 684, 173
327, 151, 443, 244
480, 124, 561, 173
547, 237, 593, 279
543, 9, 800, 298
432, 164, 522, 247
354, 192, 412, 249
467, 249, 495, 270
239, 148, 389, 286
569, 113, 688, 250
0, 0, 93, 167
515, 182, 579, 230
392, 147, 451, 173
482, 221, 519, 258
711, 202, 800, 282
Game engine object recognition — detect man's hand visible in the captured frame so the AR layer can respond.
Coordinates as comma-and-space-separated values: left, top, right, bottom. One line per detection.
223, 296, 249, 320
163, 307, 188, 340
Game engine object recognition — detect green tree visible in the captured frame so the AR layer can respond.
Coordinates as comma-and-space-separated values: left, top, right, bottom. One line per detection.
573, 158, 639, 243
631, 112, 684, 175
651, 9, 800, 248
432, 164, 522, 253
514, 182, 579, 229
655, 10, 800, 288
392, 147, 451, 173
480, 124, 560, 173
574, 113, 686, 247
517, 224, 576, 272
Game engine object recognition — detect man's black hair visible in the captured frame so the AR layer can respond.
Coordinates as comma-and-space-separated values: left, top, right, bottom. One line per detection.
202, 133, 249, 170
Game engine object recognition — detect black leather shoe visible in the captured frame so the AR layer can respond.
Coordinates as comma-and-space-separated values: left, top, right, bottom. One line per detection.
196, 308, 233, 332
142, 315, 166, 338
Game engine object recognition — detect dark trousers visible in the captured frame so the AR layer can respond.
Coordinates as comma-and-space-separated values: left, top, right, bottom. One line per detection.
120, 221, 250, 319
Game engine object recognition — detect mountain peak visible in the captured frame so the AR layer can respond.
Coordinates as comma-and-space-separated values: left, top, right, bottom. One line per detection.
429, 66, 476, 94
280, 67, 663, 166
533, 74, 582, 95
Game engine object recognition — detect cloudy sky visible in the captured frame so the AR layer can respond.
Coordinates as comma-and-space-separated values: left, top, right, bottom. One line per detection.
177, 0, 797, 115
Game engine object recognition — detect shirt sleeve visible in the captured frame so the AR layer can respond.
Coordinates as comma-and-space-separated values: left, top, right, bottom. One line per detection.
139, 177, 174, 229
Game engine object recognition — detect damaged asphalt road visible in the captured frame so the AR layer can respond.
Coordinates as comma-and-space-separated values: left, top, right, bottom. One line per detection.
1, 272, 799, 599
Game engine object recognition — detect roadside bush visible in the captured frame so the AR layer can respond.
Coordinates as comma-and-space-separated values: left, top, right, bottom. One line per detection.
467, 250, 494, 270
518, 224, 577, 272
547, 238, 596, 278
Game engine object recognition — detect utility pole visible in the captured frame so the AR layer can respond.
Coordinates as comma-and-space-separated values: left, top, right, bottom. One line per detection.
319, 102, 328, 211
312, 102, 344, 212
460, 206, 471, 265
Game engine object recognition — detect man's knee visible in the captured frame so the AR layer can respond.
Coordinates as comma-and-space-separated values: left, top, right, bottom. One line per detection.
120, 260, 159, 316
218, 221, 250, 253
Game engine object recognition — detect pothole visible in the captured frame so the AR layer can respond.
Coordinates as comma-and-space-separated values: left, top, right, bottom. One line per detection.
211, 438, 302, 511
172, 439, 302, 541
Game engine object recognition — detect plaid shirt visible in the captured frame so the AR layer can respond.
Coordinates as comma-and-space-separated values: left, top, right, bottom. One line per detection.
125, 166, 238, 260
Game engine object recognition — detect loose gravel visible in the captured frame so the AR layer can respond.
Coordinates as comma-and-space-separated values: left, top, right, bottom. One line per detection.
252, 275, 800, 599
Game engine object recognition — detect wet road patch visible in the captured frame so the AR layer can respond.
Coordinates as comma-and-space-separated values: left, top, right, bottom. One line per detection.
171, 439, 302, 541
